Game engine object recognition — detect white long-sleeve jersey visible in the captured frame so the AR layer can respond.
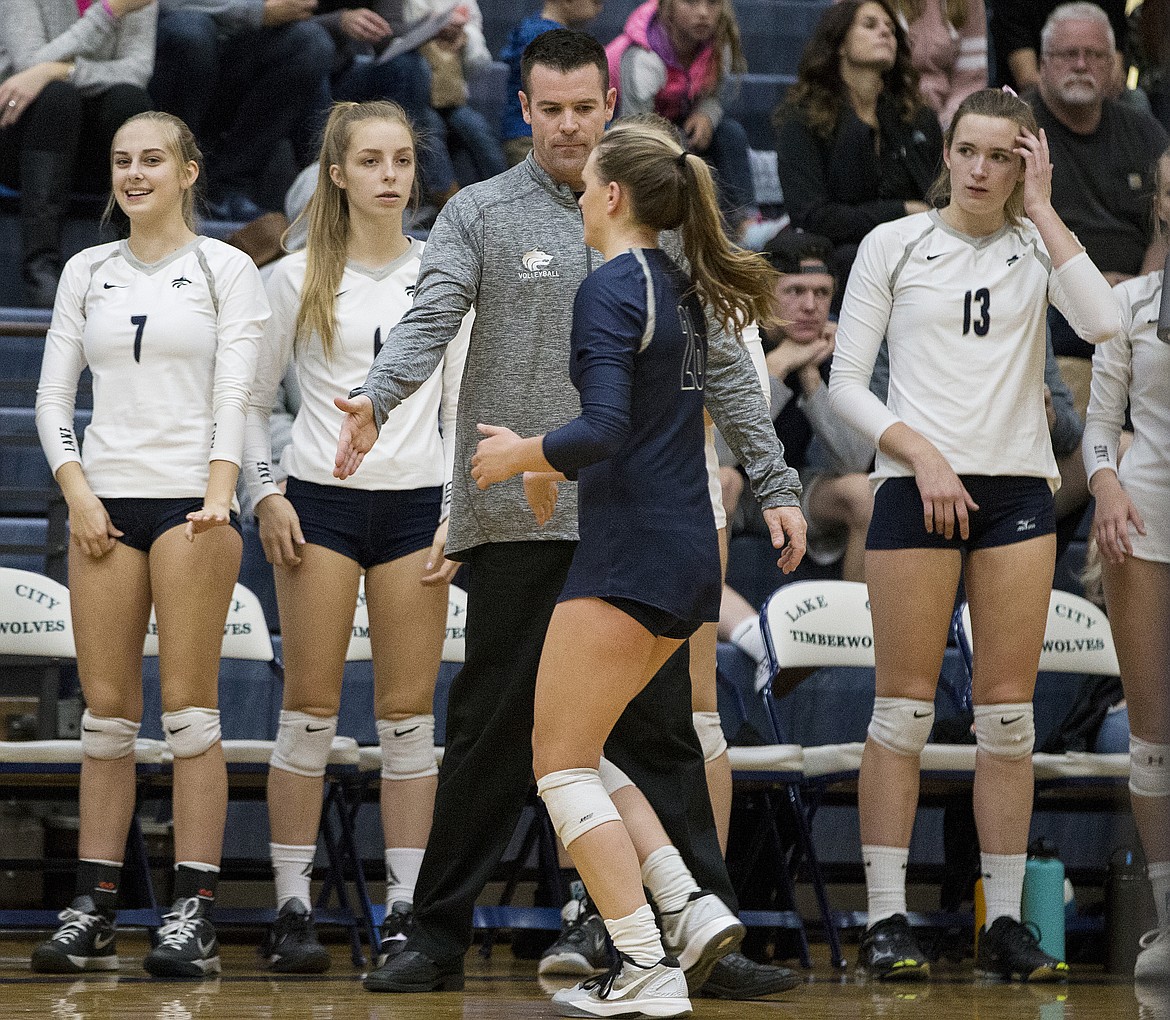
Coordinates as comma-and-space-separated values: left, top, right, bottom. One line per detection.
1082, 271, 1170, 561
35, 236, 269, 498
829, 210, 1121, 489
243, 241, 471, 514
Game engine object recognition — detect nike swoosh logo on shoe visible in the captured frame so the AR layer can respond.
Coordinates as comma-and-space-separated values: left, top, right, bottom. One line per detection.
93, 932, 115, 950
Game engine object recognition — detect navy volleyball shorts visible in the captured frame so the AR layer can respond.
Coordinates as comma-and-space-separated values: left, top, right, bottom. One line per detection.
866, 475, 1055, 552
601, 596, 701, 640
103, 497, 241, 552
286, 477, 441, 570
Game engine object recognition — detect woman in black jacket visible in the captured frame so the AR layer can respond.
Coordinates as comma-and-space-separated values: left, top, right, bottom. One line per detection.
772, 0, 942, 293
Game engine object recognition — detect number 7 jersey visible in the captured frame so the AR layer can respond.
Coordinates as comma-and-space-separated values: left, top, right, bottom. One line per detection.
831, 210, 1121, 488
36, 237, 270, 498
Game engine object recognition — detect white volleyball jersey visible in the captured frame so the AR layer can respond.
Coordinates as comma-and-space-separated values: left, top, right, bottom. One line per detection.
243, 241, 471, 511
829, 210, 1121, 488
36, 237, 269, 498
1083, 271, 1170, 561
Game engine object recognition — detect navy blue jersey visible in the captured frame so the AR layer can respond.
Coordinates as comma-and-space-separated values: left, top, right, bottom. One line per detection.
543, 248, 721, 626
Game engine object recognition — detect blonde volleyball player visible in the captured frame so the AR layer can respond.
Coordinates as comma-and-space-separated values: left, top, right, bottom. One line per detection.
242, 101, 470, 973
1083, 145, 1170, 983
828, 88, 1122, 982
472, 119, 803, 1018
33, 111, 269, 976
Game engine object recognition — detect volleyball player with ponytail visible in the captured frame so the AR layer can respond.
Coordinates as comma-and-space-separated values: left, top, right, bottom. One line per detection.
471, 117, 800, 1018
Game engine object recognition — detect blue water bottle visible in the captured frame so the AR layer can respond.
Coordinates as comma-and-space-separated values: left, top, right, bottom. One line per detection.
1022, 838, 1066, 962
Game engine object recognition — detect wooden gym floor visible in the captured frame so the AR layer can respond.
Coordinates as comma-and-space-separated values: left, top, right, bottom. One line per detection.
0, 936, 1161, 1020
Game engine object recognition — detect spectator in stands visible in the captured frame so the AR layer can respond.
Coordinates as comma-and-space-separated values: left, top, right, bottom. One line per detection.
606, 0, 756, 234
409, 0, 507, 186
1029, 2, 1168, 359
987, 0, 1128, 96
1082, 143, 1170, 983
828, 87, 1120, 982
838, 0, 987, 127
0, 0, 155, 307
243, 99, 469, 973
721, 232, 873, 588
499, 0, 604, 167
32, 110, 269, 976
772, 1, 942, 296
150, 0, 333, 221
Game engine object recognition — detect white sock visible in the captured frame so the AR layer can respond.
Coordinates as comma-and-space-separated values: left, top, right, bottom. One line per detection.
385, 847, 425, 910
604, 904, 665, 967
1149, 861, 1170, 928
981, 852, 1026, 925
270, 842, 315, 911
863, 844, 909, 927
729, 616, 767, 664
641, 846, 699, 916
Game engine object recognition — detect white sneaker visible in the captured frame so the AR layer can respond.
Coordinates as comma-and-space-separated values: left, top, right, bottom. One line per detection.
1135, 927, 1170, 982
658, 891, 745, 994
551, 954, 691, 1018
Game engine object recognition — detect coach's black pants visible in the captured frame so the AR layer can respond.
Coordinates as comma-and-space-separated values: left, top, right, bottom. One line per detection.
408, 540, 735, 967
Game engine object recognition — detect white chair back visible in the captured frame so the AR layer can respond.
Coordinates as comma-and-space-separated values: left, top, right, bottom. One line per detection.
0, 567, 75, 658
760, 580, 874, 683
957, 589, 1119, 677
345, 579, 467, 664
143, 582, 274, 661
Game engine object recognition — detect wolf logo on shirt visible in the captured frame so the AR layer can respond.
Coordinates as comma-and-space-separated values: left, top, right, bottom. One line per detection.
518, 249, 560, 281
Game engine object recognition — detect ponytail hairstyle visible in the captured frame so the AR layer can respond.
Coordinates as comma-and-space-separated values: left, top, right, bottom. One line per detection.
593, 116, 777, 336
293, 100, 419, 360
658, 0, 747, 94
105, 111, 202, 232
927, 87, 1038, 227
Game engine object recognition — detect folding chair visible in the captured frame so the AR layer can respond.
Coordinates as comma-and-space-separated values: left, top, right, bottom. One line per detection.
0, 567, 164, 930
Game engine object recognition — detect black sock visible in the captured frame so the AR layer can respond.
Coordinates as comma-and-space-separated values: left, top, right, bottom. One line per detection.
173, 863, 219, 916
76, 860, 121, 917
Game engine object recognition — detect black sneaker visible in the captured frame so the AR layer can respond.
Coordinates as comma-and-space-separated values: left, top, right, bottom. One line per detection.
143, 897, 222, 978
976, 916, 1069, 982
858, 914, 930, 980
259, 899, 330, 973
377, 900, 414, 967
30, 897, 119, 973
539, 895, 615, 977
699, 951, 802, 998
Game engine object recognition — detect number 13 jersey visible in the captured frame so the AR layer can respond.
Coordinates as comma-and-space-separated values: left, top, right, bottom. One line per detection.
831, 210, 1120, 489
36, 237, 269, 498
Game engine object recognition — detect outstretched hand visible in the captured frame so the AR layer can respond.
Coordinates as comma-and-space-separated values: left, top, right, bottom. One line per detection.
185, 503, 232, 542
470, 424, 523, 490
334, 394, 377, 480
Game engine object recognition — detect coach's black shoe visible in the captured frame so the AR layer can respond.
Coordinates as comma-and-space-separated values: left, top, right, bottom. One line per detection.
363, 949, 464, 992
858, 914, 930, 981
31, 897, 119, 973
144, 897, 222, 978
259, 899, 330, 974
377, 901, 415, 966
975, 917, 1069, 982
698, 951, 802, 998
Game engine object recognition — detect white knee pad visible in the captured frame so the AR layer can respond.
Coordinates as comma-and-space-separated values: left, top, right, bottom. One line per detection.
80, 710, 140, 760
868, 697, 934, 757
537, 767, 622, 849
598, 757, 634, 795
973, 703, 1035, 761
693, 711, 728, 764
162, 707, 221, 759
1130, 736, 1170, 799
377, 714, 437, 780
270, 710, 337, 778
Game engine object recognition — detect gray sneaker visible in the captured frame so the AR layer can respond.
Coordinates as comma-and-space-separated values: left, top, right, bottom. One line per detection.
658, 891, 744, 995
551, 953, 691, 1018
30, 897, 118, 973
540, 896, 615, 976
